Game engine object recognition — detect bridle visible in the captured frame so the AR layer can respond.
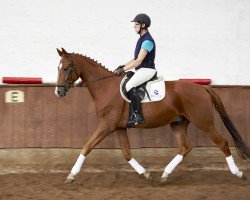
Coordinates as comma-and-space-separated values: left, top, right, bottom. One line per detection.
56, 55, 117, 90
56, 56, 79, 91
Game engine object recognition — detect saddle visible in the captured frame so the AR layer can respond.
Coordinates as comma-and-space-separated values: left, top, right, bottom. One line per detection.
120, 71, 165, 103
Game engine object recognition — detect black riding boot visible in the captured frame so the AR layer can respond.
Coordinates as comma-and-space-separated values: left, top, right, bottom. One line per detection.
128, 88, 144, 126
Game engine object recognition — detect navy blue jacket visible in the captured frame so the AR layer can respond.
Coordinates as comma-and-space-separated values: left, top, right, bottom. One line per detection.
134, 32, 156, 70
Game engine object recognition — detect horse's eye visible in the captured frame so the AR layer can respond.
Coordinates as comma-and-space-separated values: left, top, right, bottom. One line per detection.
64, 68, 69, 71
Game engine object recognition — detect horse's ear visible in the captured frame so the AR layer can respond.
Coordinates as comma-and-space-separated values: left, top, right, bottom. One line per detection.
61, 48, 69, 56
57, 48, 63, 57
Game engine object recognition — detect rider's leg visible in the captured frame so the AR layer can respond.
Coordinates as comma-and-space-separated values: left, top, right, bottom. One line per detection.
126, 68, 156, 125
128, 87, 144, 124
125, 68, 156, 92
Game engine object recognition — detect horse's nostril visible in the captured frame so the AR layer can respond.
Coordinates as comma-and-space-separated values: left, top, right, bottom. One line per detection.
57, 90, 60, 95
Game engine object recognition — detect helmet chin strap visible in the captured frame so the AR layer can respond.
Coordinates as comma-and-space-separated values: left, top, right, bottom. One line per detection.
137, 22, 145, 35
137, 24, 142, 35
138, 28, 147, 36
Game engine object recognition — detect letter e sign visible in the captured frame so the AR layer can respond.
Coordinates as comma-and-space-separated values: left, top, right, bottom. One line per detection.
5, 90, 25, 103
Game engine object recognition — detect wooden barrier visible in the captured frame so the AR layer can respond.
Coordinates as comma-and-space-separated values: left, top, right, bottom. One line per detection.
0, 85, 249, 148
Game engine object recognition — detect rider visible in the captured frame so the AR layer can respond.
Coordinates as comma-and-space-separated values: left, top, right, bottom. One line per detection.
114, 13, 157, 126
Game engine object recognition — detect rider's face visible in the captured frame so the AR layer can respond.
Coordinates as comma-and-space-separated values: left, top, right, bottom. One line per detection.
134, 22, 141, 33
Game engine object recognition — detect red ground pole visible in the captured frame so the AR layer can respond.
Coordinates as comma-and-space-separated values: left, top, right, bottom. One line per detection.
179, 79, 211, 85
2, 77, 43, 84
2, 77, 211, 85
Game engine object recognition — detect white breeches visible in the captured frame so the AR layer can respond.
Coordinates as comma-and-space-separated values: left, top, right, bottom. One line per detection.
125, 68, 157, 92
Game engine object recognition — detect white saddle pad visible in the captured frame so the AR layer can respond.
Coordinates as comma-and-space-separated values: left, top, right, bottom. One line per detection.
120, 76, 166, 103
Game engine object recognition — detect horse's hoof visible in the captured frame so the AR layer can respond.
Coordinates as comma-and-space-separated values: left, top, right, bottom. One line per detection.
65, 173, 75, 184
235, 171, 247, 180
241, 174, 247, 180
147, 171, 160, 187
237, 171, 243, 178
143, 171, 151, 180
147, 172, 153, 181
65, 178, 75, 184
161, 173, 169, 184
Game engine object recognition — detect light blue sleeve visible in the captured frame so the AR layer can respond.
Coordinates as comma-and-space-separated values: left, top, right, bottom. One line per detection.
141, 40, 154, 52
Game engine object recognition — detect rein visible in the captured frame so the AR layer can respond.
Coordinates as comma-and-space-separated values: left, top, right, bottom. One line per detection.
79, 74, 117, 87
56, 55, 117, 89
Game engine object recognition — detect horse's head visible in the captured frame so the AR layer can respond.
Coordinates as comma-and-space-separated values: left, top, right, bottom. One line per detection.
55, 48, 79, 97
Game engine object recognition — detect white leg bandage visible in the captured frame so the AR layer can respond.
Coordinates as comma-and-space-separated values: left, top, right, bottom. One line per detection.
162, 154, 183, 178
128, 158, 146, 174
71, 154, 86, 176
226, 155, 240, 175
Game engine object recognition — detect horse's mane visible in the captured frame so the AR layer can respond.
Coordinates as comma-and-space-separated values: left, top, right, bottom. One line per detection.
72, 53, 114, 73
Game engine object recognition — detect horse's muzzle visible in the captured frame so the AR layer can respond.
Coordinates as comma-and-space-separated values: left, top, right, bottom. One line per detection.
55, 87, 67, 97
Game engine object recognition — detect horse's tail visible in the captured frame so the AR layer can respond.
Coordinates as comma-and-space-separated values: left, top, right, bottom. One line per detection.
204, 86, 250, 159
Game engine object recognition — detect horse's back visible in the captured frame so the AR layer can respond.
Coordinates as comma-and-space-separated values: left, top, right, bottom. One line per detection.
165, 80, 210, 98
163, 80, 213, 118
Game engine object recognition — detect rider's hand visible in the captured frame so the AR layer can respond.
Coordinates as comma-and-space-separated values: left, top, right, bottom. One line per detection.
114, 65, 125, 75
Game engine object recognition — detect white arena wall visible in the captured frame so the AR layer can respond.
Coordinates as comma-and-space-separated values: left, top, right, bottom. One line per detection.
0, 0, 250, 85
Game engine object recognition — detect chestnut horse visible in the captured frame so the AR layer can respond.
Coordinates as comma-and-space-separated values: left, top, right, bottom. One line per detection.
55, 48, 249, 183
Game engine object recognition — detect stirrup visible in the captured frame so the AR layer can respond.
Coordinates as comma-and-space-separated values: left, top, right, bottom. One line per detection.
134, 114, 144, 125
127, 113, 136, 127
127, 120, 136, 128
127, 113, 144, 127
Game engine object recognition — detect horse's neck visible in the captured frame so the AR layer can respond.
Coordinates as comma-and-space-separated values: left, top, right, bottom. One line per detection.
74, 54, 114, 99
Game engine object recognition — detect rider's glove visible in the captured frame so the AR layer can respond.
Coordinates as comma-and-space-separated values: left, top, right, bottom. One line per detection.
114, 65, 125, 75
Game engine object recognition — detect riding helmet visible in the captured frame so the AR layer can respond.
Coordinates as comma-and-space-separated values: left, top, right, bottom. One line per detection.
131, 13, 151, 28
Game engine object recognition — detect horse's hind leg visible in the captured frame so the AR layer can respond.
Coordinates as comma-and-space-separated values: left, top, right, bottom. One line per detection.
161, 118, 192, 183
202, 127, 246, 179
116, 128, 151, 180
182, 91, 246, 179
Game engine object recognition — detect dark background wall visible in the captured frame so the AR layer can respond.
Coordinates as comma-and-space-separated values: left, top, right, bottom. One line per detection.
0, 85, 249, 148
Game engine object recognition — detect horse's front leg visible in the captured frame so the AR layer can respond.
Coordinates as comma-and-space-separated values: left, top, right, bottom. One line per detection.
65, 120, 115, 183
115, 128, 151, 180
